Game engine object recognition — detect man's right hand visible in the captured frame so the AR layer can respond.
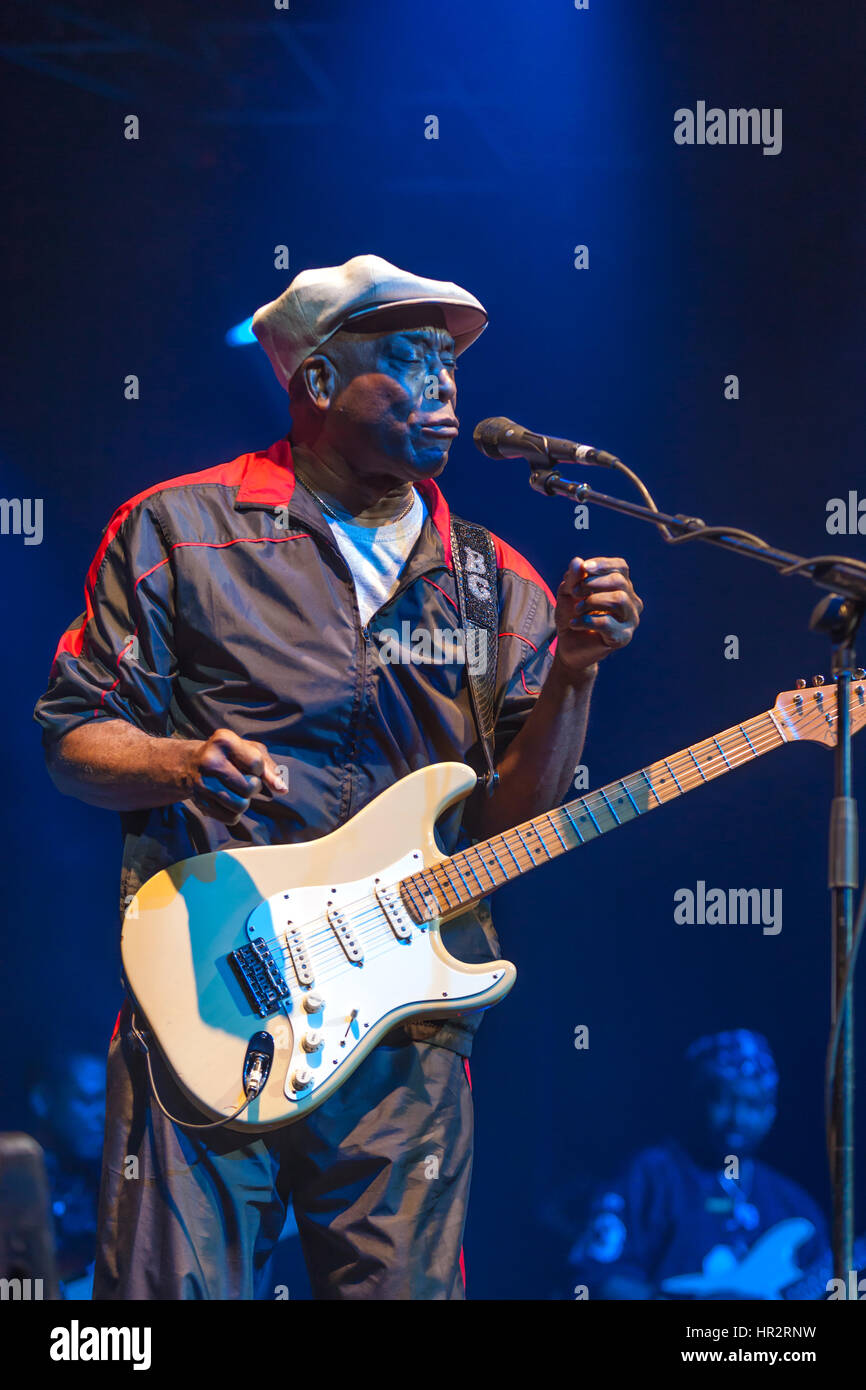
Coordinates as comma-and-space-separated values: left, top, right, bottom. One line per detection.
47, 719, 288, 816
183, 729, 287, 824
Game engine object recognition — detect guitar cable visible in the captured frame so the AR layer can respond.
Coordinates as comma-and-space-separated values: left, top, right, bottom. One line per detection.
130, 1012, 270, 1131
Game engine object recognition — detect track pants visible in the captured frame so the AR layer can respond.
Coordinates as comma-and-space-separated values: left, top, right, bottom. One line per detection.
93, 1006, 473, 1300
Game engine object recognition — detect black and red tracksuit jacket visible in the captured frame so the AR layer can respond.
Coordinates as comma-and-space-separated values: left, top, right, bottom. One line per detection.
33, 436, 558, 1055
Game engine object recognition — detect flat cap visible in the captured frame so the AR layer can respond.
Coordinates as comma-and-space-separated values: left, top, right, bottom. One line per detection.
251, 253, 488, 389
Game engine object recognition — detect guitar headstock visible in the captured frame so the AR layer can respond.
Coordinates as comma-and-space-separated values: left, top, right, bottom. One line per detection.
774, 672, 866, 747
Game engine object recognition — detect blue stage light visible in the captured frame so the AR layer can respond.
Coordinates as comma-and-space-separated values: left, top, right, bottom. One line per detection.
225, 316, 256, 346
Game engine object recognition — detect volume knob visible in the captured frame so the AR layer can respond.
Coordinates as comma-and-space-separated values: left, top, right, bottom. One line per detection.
301, 1031, 323, 1054
302, 992, 325, 1014
291, 1066, 315, 1091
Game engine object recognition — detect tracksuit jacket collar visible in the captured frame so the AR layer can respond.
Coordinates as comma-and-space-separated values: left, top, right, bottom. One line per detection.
234, 435, 455, 571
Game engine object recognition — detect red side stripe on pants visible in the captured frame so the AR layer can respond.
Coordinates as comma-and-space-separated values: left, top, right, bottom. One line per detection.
460, 1058, 472, 1289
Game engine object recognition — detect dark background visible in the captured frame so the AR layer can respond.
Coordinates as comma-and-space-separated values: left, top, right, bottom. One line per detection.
1, 0, 864, 1297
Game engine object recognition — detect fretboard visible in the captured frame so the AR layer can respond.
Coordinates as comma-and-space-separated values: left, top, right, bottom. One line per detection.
399, 706, 789, 923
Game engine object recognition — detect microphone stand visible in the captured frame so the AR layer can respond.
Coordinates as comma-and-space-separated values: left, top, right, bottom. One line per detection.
528, 463, 865, 1290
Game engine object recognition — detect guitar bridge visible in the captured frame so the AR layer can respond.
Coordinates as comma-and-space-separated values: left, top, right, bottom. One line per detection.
229, 938, 291, 1018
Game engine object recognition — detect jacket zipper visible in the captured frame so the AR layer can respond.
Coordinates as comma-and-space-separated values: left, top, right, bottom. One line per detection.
290, 509, 452, 817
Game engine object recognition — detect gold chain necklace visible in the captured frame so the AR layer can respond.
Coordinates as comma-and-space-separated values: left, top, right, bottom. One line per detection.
296, 474, 415, 525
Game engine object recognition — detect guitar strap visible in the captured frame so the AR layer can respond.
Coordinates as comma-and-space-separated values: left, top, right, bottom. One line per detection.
449, 515, 500, 793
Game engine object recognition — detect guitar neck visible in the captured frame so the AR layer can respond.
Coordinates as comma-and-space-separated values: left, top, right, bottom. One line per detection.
401, 704, 790, 922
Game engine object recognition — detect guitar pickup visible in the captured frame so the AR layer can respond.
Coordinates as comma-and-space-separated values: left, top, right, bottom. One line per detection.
375, 883, 413, 941
326, 905, 364, 962
283, 925, 314, 987
229, 938, 291, 1018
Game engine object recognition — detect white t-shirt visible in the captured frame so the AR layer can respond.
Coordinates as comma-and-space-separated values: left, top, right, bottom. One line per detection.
322, 488, 427, 627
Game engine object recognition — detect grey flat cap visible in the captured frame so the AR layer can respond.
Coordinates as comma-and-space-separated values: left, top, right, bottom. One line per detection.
251, 253, 488, 389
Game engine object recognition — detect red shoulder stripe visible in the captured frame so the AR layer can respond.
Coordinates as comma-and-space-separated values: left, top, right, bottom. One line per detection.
416, 477, 452, 566
488, 532, 556, 605
51, 441, 297, 668
82, 451, 269, 594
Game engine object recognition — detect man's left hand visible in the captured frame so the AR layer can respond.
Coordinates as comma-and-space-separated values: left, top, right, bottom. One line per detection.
553, 555, 643, 682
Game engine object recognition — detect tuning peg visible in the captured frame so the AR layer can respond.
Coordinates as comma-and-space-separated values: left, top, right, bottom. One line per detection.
854, 668, 865, 680
812, 675, 825, 686
795, 678, 807, 689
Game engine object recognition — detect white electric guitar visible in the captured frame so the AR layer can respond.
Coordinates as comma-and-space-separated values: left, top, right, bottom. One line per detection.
122, 678, 866, 1130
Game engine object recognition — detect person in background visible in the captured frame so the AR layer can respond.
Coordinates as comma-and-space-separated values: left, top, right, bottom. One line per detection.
569, 1030, 828, 1300
27, 1050, 106, 1299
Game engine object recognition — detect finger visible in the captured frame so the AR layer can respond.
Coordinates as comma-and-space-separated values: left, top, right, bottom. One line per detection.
571, 613, 634, 649
193, 782, 251, 824
199, 745, 263, 798
558, 557, 587, 597
246, 741, 288, 793
211, 730, 268, 777
578, 573, 643, 615
559, 557, 633, 598
580, 557, 631, 580
569, 590, 635, 625
205, 730, 287, 795
220, 734, 287, 794
569, 577, 643, 623
572, 573, 632, 595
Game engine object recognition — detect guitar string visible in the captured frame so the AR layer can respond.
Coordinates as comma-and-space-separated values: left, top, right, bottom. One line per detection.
241, 711, 824, 989
266, 754, 834, 999
245, 714, 813, 984
330, 698, 849, 982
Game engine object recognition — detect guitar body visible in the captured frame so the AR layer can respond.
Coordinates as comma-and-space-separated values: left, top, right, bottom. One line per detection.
121, 762, 515, 1131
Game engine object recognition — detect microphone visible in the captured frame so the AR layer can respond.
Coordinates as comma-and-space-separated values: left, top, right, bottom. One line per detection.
472, 416, 619, 468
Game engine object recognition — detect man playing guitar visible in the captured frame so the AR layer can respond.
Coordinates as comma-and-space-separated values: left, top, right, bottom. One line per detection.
34, 254, 642, 1299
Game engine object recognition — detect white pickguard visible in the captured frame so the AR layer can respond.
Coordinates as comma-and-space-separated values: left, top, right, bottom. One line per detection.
122, 761, 514, 1128
245, 850, 506, 1110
